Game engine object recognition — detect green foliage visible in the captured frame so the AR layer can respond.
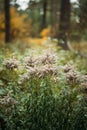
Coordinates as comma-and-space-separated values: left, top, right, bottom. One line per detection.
0, 46, 87, 130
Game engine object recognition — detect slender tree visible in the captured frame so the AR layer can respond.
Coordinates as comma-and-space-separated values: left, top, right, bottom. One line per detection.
41, 0, 47, 30
0, 0, 4, 12
4, 0, 10, 43
58, 0, 71, 50
78, 0, 87, 32
50, 0, 60, 38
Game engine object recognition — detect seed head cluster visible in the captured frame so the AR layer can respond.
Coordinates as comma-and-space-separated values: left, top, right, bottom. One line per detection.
20, 51, 58, 83
63, 64, 80, 84
3, 56, 19, 70
80, 75, 87, 93
24, 55, 38, 68
0, 93, 17, 107
39, 52, 56, 65
2, 50, 87, 91
63, 64, 87, 94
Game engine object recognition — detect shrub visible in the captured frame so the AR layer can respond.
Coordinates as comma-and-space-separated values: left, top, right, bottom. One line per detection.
0, 49, 87, 130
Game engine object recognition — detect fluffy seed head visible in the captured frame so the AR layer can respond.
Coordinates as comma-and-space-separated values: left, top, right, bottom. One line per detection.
3, 56, 19, 70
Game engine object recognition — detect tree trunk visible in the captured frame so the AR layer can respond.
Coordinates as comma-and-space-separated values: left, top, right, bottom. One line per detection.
4, 0, 10, 43
58, 0, 71, 50
0, 0, 4, 11
50, 0, 59, 38
41, 0, 47, 30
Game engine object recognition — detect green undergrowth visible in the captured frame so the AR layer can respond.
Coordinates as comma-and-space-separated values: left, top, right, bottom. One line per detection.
0, 44, 87, 130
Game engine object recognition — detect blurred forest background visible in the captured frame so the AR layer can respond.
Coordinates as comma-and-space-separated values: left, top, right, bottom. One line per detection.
0, 0, 87, 51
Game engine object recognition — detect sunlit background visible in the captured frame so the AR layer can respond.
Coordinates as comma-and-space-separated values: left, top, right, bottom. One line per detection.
16, 0, 77, 10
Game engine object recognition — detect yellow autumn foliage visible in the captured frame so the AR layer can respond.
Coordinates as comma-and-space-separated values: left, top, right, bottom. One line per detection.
40, 27, 51, 38
0, 7, 32, 41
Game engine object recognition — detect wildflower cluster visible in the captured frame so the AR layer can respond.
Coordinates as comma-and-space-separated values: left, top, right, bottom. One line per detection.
20, 51, 58, 83
39, 51, 56, 65
3, 55, 19, 70
63, 64, 80, 84
80, 75, 87, 93
63, 64, 87, 95
2, 51, 86, 88
24, 55, 38, 68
